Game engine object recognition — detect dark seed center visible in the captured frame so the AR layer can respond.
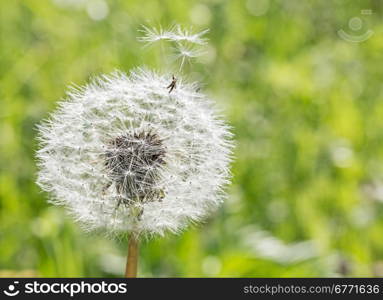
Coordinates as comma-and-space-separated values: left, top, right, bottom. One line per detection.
104, 131, 166, 206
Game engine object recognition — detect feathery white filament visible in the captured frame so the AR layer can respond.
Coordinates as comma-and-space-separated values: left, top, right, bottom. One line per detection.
172, 44, 205, 70
138, 25, 208, 72
138, 25, 209, 45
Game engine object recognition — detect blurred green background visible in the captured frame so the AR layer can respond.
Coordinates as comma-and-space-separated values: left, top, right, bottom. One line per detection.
2, 0, 383, 277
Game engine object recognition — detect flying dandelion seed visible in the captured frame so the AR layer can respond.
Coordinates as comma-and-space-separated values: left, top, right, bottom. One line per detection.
138, 25, 209, 72
172, 44, 206, 70
138, 25, 209, 45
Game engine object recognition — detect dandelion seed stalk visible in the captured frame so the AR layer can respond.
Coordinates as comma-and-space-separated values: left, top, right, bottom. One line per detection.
125, 234, 139, 278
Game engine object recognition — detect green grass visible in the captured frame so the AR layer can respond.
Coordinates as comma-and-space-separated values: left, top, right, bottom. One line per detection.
1, 0, 383, 277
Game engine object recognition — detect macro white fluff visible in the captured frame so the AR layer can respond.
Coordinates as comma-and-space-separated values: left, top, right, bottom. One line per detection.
138, 25, 209, 45
36, 68, 233, 236
139, 25, 208, 71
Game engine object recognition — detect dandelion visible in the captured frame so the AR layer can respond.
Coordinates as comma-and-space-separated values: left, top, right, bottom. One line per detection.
36, 68, 233, 276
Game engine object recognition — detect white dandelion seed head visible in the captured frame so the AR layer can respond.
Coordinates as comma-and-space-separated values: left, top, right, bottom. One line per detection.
36, 68, 233, 237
